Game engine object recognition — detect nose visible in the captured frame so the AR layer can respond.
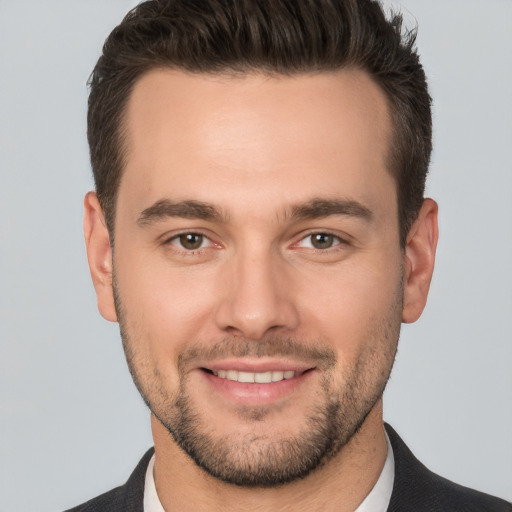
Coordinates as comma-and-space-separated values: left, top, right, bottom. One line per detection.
213, 248, 300, 340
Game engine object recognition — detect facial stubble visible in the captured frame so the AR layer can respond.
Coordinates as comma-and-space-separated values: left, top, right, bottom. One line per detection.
113, 275, 402, 488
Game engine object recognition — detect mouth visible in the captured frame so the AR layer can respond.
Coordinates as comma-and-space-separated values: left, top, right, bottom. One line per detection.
197, 362, 316, 405
201, 368, 306, 383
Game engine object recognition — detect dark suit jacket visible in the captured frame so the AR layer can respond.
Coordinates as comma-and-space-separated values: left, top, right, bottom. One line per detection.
65, 424, 512, 511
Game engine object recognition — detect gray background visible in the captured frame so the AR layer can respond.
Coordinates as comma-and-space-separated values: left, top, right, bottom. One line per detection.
0, 1, 511, 511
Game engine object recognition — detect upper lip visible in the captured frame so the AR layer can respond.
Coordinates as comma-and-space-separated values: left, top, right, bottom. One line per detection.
199, 359, 315, 374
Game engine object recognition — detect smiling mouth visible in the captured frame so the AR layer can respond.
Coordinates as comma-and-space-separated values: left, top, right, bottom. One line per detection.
201, 369, 311, 383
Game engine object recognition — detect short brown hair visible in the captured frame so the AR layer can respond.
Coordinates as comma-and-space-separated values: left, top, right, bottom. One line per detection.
88, 0, 432, 246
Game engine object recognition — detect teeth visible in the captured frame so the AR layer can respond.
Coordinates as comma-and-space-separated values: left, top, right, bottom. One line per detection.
238, 371, 254, 383
255, 371, 272, 383
271, 371, 284, 382
226, 370, 238, 381
212, 370, 297, 383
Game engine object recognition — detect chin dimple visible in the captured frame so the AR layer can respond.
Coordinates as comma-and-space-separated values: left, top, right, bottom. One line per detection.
210, 370, 297, 383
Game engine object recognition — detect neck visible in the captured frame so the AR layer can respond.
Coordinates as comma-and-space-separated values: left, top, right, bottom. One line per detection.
151, 401, 388, 512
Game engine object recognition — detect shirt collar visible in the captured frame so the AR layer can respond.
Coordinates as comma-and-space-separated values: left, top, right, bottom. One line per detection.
354, 430, 395, 512
143, 454, 165, 512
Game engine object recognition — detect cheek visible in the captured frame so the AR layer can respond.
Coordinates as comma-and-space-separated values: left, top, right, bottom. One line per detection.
296, 260, 402, 353
114, 253, 222, 354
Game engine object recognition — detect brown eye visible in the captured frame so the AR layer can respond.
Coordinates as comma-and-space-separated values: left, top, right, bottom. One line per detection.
178, 233, 204, 250
310, 233, 335, 249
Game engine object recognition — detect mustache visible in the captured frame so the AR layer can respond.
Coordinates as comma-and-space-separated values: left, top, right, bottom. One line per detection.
177, 336, 337, 370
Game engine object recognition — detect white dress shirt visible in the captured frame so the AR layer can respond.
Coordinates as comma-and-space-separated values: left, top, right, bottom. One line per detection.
143, 432, 394, 512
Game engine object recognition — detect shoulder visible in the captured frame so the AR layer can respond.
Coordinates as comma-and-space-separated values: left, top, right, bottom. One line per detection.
63, 448, 154, 512
385, 424, 512, 512
64, 484, 126, 512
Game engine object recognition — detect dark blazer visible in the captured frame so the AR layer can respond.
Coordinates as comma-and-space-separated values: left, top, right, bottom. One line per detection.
65, 424, 512, 511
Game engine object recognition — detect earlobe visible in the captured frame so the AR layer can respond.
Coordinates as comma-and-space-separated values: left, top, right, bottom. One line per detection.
83, 191, 118, 322
402, 198, 439, 323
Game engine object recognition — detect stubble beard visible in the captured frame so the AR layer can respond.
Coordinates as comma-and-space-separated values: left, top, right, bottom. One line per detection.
114, 279, 402, 488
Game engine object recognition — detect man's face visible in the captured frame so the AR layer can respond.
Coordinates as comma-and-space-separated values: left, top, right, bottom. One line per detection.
111, 69, 404, 485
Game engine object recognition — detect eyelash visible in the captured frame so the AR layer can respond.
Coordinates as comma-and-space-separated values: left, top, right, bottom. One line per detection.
165, 231, 215, 253
164, 230, 348, 254
293, 231, 348, 252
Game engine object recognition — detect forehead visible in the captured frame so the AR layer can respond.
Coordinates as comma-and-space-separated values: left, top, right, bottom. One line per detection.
119, 68, 394, 221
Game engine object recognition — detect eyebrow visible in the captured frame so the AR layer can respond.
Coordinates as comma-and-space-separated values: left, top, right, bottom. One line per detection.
137, 199, 225, 226
137, 197, 373, 227
290, 198, 373, 221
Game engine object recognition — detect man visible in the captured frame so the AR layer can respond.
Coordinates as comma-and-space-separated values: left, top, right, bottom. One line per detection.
69, 0, 511, 510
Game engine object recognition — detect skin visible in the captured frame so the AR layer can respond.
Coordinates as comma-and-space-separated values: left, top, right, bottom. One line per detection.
85, 69, 438, 511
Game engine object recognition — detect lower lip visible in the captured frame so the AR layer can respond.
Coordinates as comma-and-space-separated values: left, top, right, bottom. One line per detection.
200, 369, 314, 405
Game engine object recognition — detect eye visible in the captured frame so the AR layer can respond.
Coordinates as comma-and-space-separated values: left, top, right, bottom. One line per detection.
170, 233, 210, 250
298, 233, 342, 250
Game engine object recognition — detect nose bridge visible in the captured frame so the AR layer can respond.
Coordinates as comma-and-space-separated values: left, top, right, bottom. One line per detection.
214, 241, 299, 339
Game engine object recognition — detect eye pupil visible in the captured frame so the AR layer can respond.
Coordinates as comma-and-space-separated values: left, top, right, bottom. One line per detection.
179, 233, 203, 250
311, 233, 333, 249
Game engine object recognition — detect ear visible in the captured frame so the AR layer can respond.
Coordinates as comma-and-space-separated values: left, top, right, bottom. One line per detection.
402, 198, 439, 323
83, 191, 118, 322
